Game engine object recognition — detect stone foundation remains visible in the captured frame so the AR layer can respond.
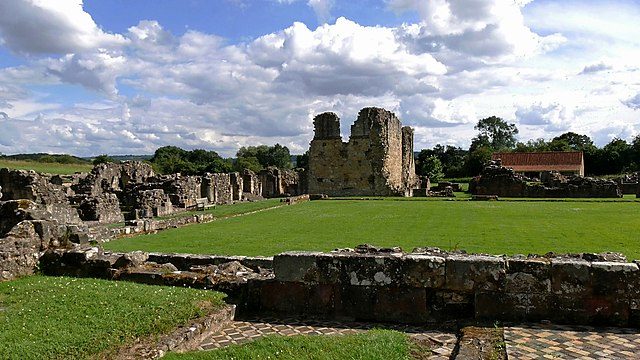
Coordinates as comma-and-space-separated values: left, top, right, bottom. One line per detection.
470, 161, 621, 198
36, 244, 640, 328
308, 108, 418, 197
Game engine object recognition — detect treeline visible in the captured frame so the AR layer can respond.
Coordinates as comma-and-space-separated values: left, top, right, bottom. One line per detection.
148, 144, 296, 175
416, 116, 640, 180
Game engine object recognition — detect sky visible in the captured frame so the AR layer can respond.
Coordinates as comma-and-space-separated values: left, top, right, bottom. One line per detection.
0, 0, 638, 157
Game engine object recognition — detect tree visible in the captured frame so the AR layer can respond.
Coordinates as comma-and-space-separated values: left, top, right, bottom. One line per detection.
550, 132, 595, 152
92, 154, 115, 165
150, 146, 231, 175
472, 116, 519, 151
515, 138, 550, 152
465, 146, 493, 176
417, 155, 444, 181
296, 151, 309, 170
236, 144, 292, 170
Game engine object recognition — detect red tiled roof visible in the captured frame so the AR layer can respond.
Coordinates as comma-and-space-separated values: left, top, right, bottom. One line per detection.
491, 151, 583, 172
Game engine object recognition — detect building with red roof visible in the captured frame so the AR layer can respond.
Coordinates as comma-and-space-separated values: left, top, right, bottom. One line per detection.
491, 151, 584, 177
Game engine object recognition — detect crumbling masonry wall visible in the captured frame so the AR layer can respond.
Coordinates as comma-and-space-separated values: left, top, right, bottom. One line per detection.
37, 245, 640, 327
308, 107, 417, 197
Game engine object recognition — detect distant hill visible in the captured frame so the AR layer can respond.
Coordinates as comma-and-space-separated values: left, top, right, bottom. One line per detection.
2, 153, 89, 164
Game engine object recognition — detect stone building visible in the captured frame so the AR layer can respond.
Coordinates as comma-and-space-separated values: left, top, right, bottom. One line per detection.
308, 107, 418, 197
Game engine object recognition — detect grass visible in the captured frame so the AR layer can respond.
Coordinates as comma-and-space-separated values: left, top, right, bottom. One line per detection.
104, 199, 640, 259
0, 276, 225, 360
164, 330, 420, 360
0, 159, 92, 175
158, 198, 283, 220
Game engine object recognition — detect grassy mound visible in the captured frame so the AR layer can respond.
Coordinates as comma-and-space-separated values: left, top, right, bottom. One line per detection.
0, 159, 92, 175
0, 276, 225, 359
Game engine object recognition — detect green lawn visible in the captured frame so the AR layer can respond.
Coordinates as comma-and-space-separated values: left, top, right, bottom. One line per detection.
165, 330, 419, 360
0, 276, 225, 359
104, 199, 640, 259
158, 198, 283, 220
0, 159, 92, 174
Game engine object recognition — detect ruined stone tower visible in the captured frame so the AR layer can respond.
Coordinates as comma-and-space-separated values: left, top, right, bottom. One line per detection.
308, 107, 418, 197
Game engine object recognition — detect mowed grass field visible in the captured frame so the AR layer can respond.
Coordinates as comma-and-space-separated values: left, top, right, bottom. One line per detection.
0, 276, 225, 359
104, 199, 640, 259
0, 159, 92, 174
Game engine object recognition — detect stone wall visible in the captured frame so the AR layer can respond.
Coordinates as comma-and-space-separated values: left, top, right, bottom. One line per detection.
202, 173, 233, 205
76, 193, 124, 223
308, 107, 418, 197
242, 169, 262, 199
241, 247, 640, 326
0, 168, 82, 224
259, 167, 304, 198
470, 162, 621, 198
36, 244, 640, 327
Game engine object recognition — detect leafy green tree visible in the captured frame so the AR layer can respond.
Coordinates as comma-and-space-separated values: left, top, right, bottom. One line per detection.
236, 144, 292, 170
296, 151, 309, 170
472, 116, 519, 151
465, 146, 493, 176
418, 155, 444, 181
235, 156, 262, 173
150, 146, 231, 175
92, 154, 115, 165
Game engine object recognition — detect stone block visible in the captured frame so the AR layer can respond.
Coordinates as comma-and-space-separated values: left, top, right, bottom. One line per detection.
258, 281, 308, 314
445, 255, 505, 292
273, 252, 321, 282
341, 254, 404, 287
550, 259, 592, 295
589, 261, 639, 296
430, 290, 474, 320
475, 292, 550, 322
372, 287, 428, 323
402, 254, 445, 288
505, 258, 551, 293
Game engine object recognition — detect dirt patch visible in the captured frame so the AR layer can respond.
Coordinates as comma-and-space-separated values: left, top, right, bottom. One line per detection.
454, 326, 506, 360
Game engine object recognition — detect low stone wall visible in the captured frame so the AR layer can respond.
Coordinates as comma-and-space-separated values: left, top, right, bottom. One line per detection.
240, 248, 640, 327
37, 245, 640, 328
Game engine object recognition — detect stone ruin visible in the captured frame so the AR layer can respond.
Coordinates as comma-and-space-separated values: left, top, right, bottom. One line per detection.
308, 107, 419, 197
37, 243, 640, 328
469, 160, 621, 198
0, 161, 309, 281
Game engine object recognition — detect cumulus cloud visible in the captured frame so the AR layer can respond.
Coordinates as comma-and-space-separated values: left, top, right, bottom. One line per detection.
516, 103, 574, 131
623, 93, 640, 110
0, 0, 126, 55
307, 0, 334, 23
389, 0, 566, 61
579, 62, 613, 75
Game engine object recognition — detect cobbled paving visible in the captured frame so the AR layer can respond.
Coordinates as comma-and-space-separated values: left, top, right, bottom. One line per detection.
505, 324, 640, 359
197, 316, 457, 359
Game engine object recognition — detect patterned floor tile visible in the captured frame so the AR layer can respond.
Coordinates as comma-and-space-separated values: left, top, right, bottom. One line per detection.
506, 324, 640, 359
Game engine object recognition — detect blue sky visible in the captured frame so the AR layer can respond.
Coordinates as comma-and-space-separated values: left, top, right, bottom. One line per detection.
0, 0, 638, 156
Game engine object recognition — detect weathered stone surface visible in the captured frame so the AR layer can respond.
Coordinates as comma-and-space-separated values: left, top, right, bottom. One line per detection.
551, 258, 592, 295
0, 168, 81, 224
402, 254, 446, 288
202, 173, 233, 205
308, 107, 418, 197
72, 161, 154, 196
113, 251, 149, 269
241, 169, 262, 198
506, 258, 551, 293
125, 189, 173, 220
77, 193, 124, 223
470, 161, 621, 198
259, 167, 304, 198
273, 252, 322, 282
445, 255, 506, 292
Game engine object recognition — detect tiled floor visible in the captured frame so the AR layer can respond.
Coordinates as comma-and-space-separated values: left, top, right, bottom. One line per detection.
197, 316, 458, 359
505, 324, 640, 359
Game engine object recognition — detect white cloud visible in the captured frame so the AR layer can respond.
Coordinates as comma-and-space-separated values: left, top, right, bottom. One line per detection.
623, 93, 640, 110
307, 0, 334, 23
1, 1, 639, 156
516, 102, 574, 131
0, 0, 126, 55
579, 62, 613, 75
389, 0, 566, 61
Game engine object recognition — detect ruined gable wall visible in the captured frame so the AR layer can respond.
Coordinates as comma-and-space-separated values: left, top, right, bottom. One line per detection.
308, 108, 414, 196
